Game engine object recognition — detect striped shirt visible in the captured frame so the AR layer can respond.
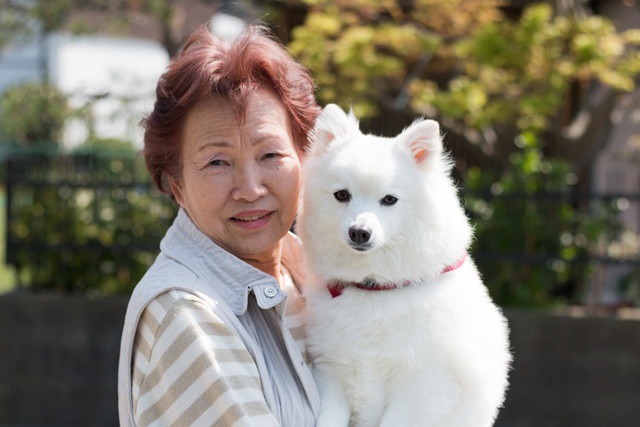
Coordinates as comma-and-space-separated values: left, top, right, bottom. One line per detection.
118, 208, 319, 427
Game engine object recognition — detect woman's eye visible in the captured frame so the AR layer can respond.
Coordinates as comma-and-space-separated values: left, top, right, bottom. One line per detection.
209, 159, 228, 166
333, 189, 351, 203
380, 194, 398, 206
263, 152, 279, 159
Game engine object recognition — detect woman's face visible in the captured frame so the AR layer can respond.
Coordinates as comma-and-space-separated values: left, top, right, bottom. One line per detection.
170, 89, 302, 265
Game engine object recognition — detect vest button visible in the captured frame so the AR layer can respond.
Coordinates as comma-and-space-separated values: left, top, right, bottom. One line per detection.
264, 286, 278, 298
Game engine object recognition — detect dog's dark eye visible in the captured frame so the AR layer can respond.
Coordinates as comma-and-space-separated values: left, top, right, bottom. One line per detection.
380, 194, 398, 206
334, 189, 352, 203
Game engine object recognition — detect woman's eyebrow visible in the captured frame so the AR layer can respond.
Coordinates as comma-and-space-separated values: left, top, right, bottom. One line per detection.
195, 133, 285, 153
197, 140, 231, 153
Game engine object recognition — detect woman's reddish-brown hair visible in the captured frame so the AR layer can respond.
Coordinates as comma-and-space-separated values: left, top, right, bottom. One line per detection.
141, 23, 319, 197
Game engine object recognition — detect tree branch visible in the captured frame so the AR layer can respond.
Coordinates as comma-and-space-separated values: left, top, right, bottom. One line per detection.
558, 83, 621, 171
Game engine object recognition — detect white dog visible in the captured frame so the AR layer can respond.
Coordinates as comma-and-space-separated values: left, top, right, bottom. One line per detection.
297, 104, 511, 427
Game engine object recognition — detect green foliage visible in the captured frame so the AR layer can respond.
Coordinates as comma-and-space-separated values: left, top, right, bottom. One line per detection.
289, 1, 640, 169
74, 135, 139, 157
0, 82, 70, 147
0, 0, 73, 47
412, 3, 640, 132
465, 133, 622, 307
287, 0, 637, 308
0, 190, 17, 293
6, 145, 177, 294
289, 0, 445, 117
0, 3, 35, 47
0, 0, 218, 57
290, 1, 640, 127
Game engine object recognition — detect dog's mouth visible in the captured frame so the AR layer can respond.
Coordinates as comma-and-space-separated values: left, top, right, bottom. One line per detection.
349, 242, 373, 252
359, 277, 379, 287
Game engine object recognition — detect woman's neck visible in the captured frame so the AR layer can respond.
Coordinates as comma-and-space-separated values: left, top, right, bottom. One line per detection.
243, 241, 285, 287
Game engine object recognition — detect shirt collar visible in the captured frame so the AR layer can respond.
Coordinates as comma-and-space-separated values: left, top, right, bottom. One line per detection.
160, 208, 297, 315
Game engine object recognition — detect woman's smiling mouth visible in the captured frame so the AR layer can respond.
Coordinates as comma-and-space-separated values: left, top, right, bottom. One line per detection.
231, 210, 273, 229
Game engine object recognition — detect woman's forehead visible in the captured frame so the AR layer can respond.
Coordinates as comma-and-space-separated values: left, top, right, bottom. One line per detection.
184, 90, 293, 147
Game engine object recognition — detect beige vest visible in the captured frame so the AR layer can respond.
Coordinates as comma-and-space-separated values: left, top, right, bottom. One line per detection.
117, 209, 319, 426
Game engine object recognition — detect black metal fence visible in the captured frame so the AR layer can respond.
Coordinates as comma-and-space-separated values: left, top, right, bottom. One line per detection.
3, 150, 177, 293
464, 188, 640, 307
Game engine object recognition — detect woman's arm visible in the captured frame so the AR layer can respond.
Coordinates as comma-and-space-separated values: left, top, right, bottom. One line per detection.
132, 290, 279, 426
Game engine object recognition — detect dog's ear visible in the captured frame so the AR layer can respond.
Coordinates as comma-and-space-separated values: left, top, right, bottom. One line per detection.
311, 104, 359, 150
401, 119, 442, 165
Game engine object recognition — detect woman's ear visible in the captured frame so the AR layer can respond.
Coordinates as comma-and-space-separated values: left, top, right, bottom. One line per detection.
167, 175, 184, 207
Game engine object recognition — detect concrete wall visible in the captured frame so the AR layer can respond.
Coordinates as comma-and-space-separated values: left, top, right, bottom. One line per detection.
0, 293, 127, 427
496, 309, 640, 427
0, 293, 639, 426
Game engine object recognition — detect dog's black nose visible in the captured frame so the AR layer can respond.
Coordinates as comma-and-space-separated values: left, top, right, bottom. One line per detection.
348, 226, 371, 245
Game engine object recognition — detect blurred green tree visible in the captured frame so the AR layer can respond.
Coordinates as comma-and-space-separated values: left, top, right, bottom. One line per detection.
288, 0, 640, 174
0, 0, 222, 57
286, 0, 639, 307
0, 82, 69, 147
6, 140, 177, 294
465, 132, 621, 307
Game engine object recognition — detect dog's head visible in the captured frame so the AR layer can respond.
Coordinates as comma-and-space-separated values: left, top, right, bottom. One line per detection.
299, 104, 471, 282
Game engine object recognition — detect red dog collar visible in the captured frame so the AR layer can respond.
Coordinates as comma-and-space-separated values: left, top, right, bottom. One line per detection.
327, 253, 467, 298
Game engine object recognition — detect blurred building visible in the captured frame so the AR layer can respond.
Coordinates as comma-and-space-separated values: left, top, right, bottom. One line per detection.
0, 0, 251, 149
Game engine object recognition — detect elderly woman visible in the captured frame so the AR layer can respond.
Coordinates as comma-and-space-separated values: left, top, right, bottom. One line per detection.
118, 24, 320, 426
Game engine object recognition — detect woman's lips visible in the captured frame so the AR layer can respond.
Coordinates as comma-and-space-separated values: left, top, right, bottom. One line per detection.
230, 210, 273, 230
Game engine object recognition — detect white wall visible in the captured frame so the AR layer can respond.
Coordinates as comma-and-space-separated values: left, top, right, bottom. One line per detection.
49, 34, 169, 149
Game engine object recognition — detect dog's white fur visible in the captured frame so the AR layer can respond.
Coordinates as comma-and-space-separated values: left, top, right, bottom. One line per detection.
297, 104, 511, 427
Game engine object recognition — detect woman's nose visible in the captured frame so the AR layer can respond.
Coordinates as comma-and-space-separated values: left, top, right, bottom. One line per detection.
232, 163, 268, 201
